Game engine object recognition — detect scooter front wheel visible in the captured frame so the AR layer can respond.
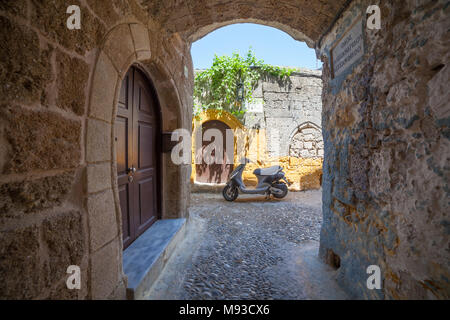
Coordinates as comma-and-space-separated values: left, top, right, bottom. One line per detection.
222, 184, 239, 201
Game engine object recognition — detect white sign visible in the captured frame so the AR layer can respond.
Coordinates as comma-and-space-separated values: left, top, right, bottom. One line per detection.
246, 98, 264, 113
331, 19, 364, 78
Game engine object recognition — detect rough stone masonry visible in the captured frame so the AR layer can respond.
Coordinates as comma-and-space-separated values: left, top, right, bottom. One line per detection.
0, 0, 448, 300
317, 0, 449, 299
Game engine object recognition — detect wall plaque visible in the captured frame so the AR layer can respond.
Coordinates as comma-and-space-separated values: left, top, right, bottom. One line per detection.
331, 18, 364, 79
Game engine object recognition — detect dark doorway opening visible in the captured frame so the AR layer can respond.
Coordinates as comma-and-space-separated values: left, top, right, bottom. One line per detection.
195, 120, 234, 184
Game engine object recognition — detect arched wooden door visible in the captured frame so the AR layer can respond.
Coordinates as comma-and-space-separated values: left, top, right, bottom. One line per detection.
195, 120, 233, 184
115, 66, 161, 249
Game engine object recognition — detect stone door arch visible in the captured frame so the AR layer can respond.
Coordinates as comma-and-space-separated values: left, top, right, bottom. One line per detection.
289, 122, 324, 158
84, 21, 185, 299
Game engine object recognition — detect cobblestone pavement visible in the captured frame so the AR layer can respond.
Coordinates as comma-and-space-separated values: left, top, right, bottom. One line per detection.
145, 189, 348, 300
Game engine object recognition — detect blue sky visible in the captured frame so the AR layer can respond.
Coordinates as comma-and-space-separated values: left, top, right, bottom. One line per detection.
191, 23, 321, 70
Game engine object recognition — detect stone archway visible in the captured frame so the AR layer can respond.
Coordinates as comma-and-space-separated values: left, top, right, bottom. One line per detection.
140, 0, 348, 46
84, 20, 185, 299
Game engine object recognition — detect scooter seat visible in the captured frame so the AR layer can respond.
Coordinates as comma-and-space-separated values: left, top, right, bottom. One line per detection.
253, 165, 282, 176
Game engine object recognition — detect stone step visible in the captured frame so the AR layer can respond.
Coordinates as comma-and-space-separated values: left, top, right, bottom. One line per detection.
123, 218, 186, 300
191, 181, 226, 193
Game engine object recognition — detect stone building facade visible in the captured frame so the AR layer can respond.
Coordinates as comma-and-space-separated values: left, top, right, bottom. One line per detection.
192, 70, 324, 190
0, 0, 448, 300
244, 69, 324, 158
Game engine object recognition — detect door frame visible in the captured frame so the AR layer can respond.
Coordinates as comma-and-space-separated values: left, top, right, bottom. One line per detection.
117, 64, 163, 246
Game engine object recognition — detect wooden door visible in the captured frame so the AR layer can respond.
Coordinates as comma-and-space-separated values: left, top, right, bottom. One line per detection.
115, 66, 160, 249
195, 120, 233, 184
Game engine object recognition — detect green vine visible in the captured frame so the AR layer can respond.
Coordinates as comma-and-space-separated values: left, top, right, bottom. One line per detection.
194, 49, 296, 119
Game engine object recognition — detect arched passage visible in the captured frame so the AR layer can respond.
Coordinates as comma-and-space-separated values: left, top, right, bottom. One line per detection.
73, 2, 450, 300
1, 0, 446, 301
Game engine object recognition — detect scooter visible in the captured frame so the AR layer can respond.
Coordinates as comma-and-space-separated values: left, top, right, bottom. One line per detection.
222, 158, 289, 201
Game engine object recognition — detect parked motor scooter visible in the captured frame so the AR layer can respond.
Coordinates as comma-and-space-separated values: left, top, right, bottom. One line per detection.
222, 158, 289, 201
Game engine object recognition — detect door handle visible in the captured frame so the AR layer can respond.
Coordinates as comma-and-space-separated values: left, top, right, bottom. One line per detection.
127, 167, 136, 183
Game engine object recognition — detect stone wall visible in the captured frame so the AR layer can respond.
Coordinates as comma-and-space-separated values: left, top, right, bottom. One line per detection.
244, 70, 323, 157
245, 72, 324, 190
191, 110, 324, 191
317, 0, 450, 299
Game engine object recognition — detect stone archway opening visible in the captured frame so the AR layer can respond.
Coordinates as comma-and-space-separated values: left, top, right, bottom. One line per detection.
189, 22, 324, 192
159, 21, 341, 300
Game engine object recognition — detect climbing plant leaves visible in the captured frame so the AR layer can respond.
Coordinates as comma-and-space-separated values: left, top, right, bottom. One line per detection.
194, 49, 295, 118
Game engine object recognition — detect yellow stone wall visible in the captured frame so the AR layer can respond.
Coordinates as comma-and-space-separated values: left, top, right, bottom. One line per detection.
191, 110, 323, 191
241, 157, 323, 191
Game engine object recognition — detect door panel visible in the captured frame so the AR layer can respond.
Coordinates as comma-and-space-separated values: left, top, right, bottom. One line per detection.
137, 87, 154, 115
137, 176, 156, 231
132, 69, 158, 239
115, 117, 128, 174
116, 66, 160, 249
138, 123, 154, 168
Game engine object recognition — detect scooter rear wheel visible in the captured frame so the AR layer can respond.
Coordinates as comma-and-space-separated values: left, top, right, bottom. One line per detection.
272, 183, 288, 199
223, 184, 238, 201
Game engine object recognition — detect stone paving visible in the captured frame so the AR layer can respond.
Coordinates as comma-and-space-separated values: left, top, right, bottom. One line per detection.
145, 189, 348, 300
